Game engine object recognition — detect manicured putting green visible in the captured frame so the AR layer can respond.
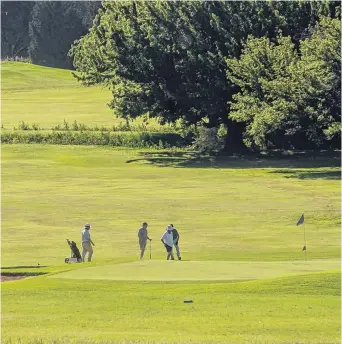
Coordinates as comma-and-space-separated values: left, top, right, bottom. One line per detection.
52, 259, 339, 281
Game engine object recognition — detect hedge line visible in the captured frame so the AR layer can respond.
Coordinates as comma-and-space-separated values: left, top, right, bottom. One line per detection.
1, 130, 188, 148
12, 120, 177, 133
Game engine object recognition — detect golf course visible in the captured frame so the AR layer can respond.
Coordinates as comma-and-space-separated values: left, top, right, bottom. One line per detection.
1, 61, 341, 344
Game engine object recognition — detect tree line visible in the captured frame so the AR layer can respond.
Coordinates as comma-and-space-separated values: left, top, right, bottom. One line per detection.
1, 1, 101, 68
70, 0, 341, 153
2, 1, 341, 153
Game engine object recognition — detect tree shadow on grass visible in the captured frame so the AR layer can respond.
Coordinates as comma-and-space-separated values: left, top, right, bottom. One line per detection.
126, 150, 341, 172
270, 169, 341, 180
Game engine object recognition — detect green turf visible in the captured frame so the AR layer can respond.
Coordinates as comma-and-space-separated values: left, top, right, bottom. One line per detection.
2, 271, 340, 344
1, 144, 341, 343
1, 62, 156, 129
2, 145, 340, 266
51, 259, 340, 281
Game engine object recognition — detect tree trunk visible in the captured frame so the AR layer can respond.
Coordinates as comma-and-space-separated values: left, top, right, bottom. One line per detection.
222, 120, 249, 154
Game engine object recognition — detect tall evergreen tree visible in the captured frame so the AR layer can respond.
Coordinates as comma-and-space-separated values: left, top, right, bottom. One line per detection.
1, 1, 35, 58
28, 1, 100, 69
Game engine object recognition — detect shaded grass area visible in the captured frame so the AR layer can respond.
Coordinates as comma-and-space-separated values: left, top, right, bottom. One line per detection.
2, 271, 340, 344
127, 150, 341, 171
270, 169, 341, 180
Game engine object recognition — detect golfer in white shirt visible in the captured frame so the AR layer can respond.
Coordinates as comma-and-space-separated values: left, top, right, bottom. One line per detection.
161, 225, 174, 260
81, 223, 95, 262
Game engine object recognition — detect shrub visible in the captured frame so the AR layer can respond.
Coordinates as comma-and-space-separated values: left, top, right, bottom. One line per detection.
191, 126, 225, 154
3, 56, 31, 63
63, 119, 69, 130
15, 121, 30, 130
32, 123, 40, 130
72, 120, 79, 131
1, 131, 188, 148
51, 124, 62, 130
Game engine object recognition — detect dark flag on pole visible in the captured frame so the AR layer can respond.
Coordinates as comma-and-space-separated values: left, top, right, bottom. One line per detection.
296, 213, 304, 226
296, 213, 307, 257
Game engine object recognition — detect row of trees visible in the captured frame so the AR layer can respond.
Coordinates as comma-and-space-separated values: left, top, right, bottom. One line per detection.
1, 1, 100, 68
227, 17, 340, 150
2, 1, 340, 152
71, 1, 340, 152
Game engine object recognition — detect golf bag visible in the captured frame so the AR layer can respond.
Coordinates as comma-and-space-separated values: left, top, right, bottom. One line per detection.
65, 239, 82, 263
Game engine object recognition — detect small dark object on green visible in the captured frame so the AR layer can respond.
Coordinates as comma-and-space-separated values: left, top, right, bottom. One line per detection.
184, 300, 193, 303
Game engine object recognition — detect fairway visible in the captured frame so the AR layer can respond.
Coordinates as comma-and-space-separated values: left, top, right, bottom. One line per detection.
2, 143, 340, 343
2, 3, 341, 342
52, 259, 340, 281
1, 61, 341, 343
2, 145, 340, 266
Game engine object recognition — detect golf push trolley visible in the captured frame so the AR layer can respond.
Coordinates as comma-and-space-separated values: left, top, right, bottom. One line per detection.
65, 239, 82, 263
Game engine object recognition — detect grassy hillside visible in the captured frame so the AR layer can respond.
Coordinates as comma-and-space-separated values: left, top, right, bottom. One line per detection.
1, 62, 124, 129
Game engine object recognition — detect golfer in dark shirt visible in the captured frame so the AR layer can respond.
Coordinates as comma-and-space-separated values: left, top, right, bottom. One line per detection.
137, 222, 151, 259
171, 224, 181, 260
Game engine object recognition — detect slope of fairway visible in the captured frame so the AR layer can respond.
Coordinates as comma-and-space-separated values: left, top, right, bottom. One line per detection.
2, 271, 340, 344
51, 259, 340, 281
1, 62, 119, 128
1, 62, 76, 90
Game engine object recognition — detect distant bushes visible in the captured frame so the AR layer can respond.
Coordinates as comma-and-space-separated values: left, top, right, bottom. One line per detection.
3, 120, 195, 149
50, 119, 175, 133
13, 120, 177, 133
2, 56, 32, 63
1, 130, 188, 148
14, 121, 40, 130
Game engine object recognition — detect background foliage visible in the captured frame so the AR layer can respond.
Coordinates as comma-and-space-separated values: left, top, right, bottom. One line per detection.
2, 0, 341, 153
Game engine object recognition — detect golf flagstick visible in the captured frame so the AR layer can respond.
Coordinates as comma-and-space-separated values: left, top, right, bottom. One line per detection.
296, 213, 307, 261
303, 220, 307, 261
